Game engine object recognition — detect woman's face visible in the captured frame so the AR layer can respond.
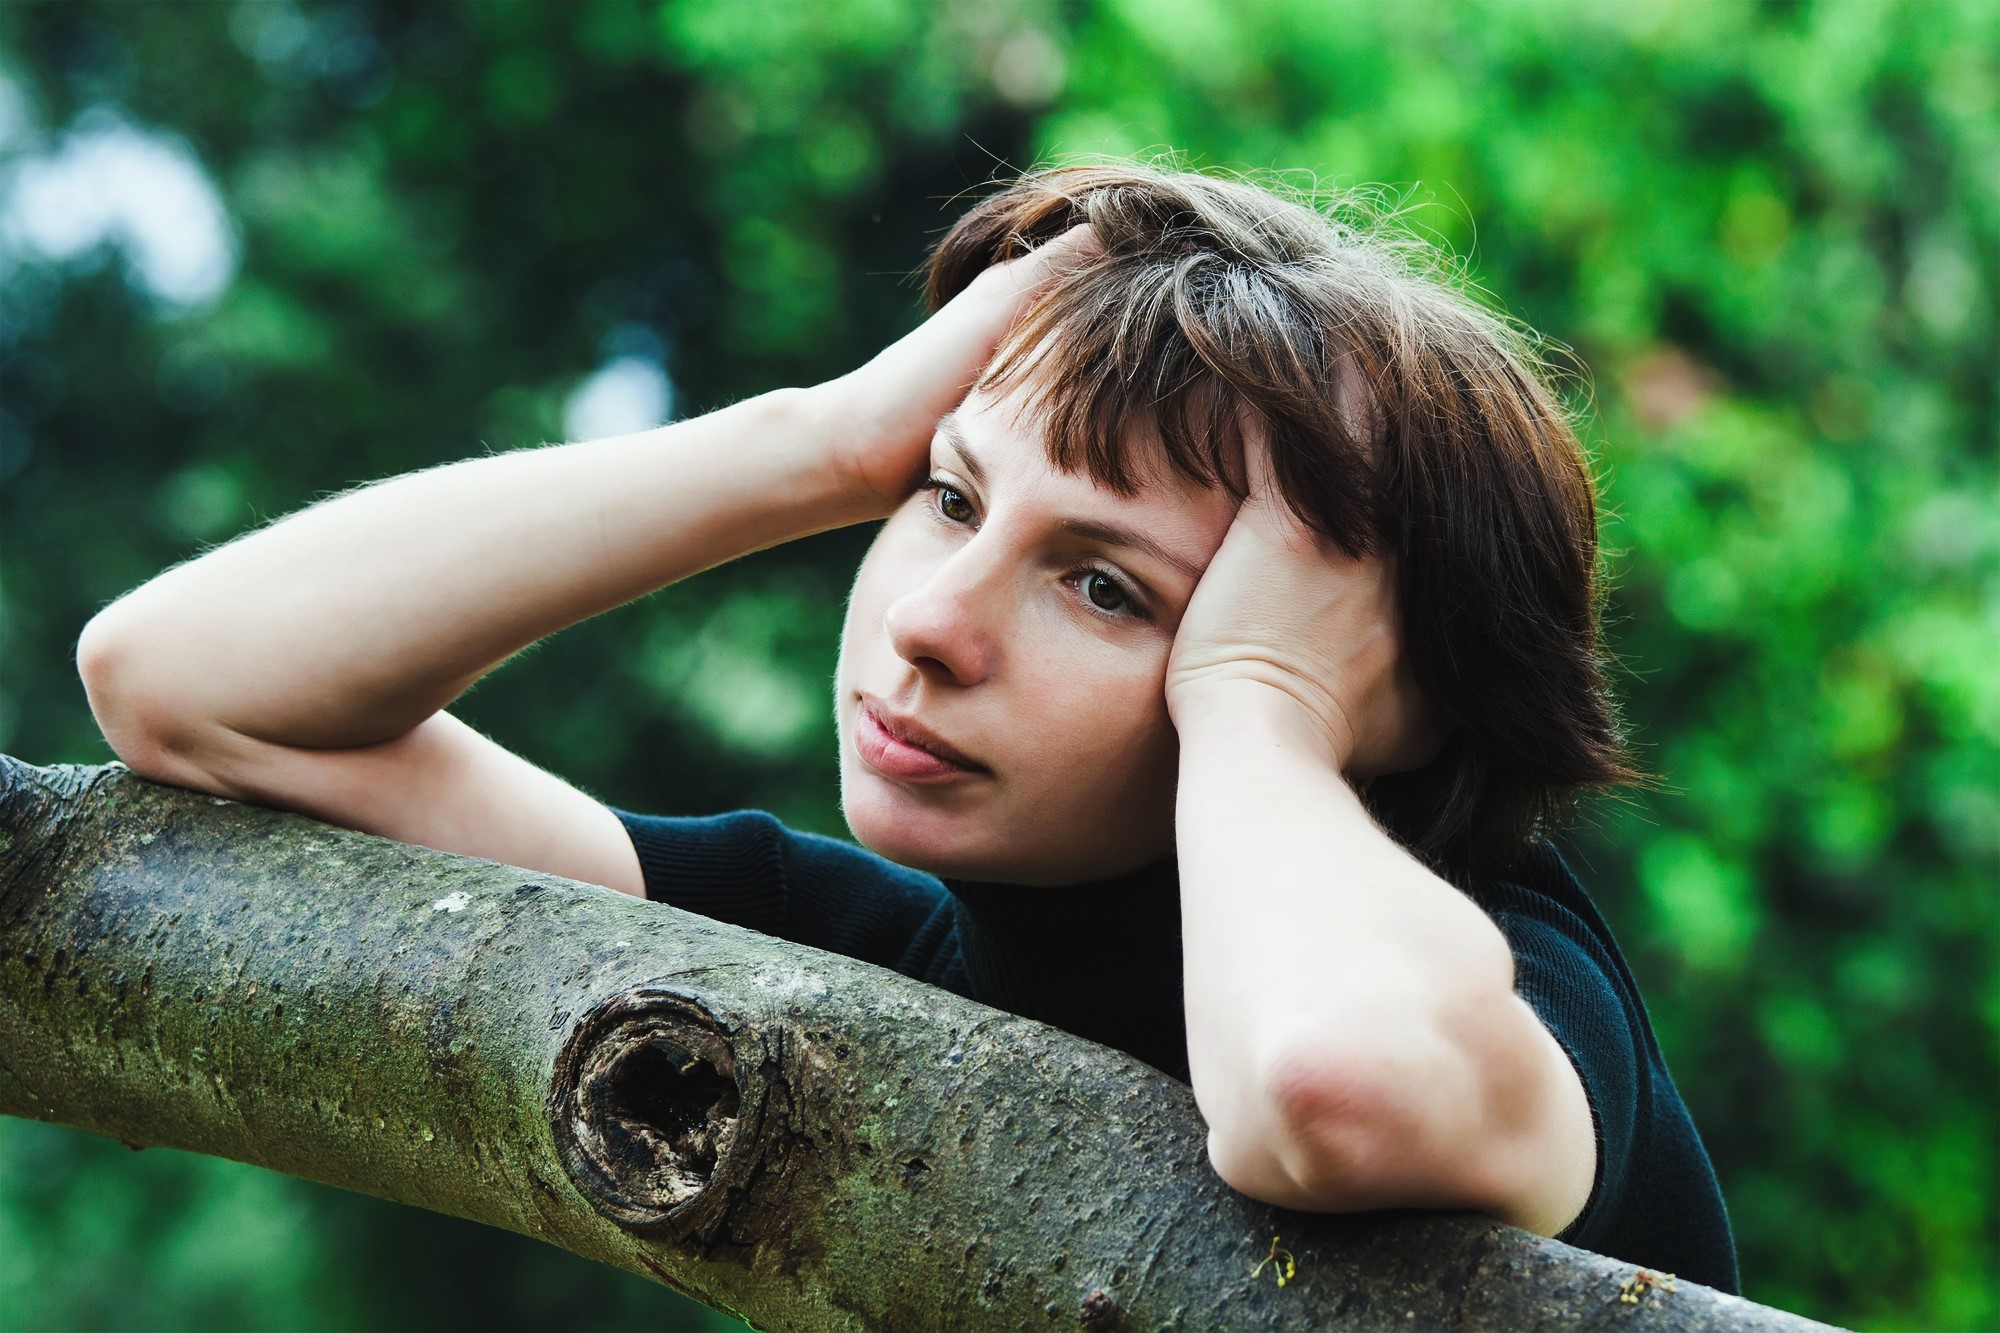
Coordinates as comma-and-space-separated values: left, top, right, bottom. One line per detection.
835, 383, 1239, 886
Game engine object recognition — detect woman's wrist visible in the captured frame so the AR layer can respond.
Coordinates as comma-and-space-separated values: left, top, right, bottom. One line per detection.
1169, 678, 1353, 776
787, 376, 933, 522
743, 384, 907, 527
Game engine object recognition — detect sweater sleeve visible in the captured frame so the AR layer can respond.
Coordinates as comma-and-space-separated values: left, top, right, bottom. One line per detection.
609, 806, 958, 976
1470, 849, 1740, 1294
1488, 908, 1641, 1248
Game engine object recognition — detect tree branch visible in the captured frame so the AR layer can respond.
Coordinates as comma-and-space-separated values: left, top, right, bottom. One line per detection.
0, 756, 1836, 1332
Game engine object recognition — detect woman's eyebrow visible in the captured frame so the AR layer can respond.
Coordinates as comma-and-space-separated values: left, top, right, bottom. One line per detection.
1055, 517, 1204, 581
937, 413, 1204, 582
935, 413, 987, 487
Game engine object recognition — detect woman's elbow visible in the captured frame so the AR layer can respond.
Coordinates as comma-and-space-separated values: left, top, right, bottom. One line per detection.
1199, 942, 1520, 1212
78, 608, 154, 756
77, 607, 204, 781
1203, 1041, 1413, 1211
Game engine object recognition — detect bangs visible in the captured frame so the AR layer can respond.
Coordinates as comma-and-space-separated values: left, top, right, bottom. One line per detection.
976, 249, 1382, 557
977, 255, 1249, 500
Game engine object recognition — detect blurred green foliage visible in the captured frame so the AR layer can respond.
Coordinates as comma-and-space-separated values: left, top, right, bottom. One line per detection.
0, 1, 1994, 1329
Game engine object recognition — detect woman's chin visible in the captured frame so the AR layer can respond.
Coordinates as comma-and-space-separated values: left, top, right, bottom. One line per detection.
840, 782, 1008, 879
845, 810, 986, 877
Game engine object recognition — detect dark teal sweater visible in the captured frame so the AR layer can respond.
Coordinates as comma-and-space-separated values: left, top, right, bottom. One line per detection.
613, 807, 1739, 1294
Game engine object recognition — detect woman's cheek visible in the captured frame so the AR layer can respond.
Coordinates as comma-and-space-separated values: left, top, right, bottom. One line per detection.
1026, 653, 1177, 805
840, 516, 931, 664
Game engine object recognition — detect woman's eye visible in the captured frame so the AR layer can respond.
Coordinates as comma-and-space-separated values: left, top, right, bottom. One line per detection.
933, 483, 975, 523
1081, 570, 1131, 614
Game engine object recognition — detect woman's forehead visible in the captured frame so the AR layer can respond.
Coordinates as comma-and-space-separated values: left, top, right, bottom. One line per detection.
945, 387, 1239, 561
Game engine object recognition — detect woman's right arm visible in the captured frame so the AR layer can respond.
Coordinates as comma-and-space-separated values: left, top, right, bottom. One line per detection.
75, 227, 1096, 898
76, 390, 878, 897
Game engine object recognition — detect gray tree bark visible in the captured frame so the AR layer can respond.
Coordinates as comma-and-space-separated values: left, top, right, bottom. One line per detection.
0, 755, 1836, 1332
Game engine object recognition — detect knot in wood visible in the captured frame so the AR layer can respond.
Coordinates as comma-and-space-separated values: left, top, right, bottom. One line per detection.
548, 987, 766, 1234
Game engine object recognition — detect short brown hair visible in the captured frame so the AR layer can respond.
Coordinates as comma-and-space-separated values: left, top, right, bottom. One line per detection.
922, 161, 1640, 882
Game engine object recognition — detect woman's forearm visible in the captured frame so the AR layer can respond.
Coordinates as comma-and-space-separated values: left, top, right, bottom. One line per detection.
1172, 683, 1530, 1213
80, 388, 875, 754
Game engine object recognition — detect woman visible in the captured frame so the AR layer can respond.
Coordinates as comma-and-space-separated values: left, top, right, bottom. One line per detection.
77, 162, 1737, 1292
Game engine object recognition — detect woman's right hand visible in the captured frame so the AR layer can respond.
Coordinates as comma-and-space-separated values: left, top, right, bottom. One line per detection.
808, 224, 1100, 514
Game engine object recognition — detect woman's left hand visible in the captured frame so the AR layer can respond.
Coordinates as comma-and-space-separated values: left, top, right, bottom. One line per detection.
1164, 428, 1442, 780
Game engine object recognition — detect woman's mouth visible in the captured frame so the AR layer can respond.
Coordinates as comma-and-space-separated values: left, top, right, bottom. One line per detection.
854, 700, 988, 782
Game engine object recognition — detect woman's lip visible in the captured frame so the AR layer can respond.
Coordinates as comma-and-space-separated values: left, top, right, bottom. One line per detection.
855, 702, 987, 782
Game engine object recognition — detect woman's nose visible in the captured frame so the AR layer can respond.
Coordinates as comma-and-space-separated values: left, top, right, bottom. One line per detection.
882, 549, 1004, 686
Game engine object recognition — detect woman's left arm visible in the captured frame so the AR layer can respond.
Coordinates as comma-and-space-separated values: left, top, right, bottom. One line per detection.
1165, 441, 1597, 1237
